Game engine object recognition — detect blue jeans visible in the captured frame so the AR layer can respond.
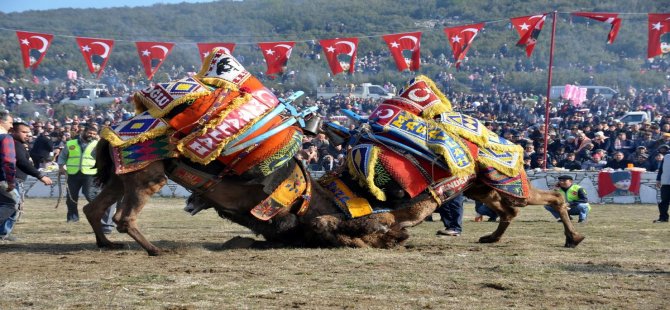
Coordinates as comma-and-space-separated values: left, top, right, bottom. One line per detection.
437, 194, 464, 232
0, 188, 19, 236
544, 203, 590, 221
475, 201, 498, 220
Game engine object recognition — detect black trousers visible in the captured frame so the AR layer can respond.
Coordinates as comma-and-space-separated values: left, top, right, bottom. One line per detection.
659, 184, 670, 221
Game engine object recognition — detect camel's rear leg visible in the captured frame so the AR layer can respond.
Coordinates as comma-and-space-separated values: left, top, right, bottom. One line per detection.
527, 188, 585, 247
83, 177, 124, 249
465, 187, 518, 243
115, 162, 169, 256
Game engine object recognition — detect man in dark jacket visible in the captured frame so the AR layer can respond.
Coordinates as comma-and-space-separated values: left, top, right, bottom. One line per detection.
29, 124, 53, 169
12, 122, 53, 197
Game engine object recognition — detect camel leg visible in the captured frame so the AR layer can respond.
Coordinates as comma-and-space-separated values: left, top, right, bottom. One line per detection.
115, 162, 168, 256
83, 177, 124, 249
466, 187, 518, 243
527, 188, 585, 248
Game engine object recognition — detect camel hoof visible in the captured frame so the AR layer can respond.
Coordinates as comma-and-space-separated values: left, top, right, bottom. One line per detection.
564, 234, 585, 248
147, 249, 164, 256
479, 234, 501, 243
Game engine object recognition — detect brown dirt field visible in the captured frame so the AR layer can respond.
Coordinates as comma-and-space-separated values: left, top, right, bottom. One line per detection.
1, 198, 668, 309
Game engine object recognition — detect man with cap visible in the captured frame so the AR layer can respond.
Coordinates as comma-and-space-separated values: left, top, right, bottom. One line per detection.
544, 175, 591, 223
57, 124, 115, 233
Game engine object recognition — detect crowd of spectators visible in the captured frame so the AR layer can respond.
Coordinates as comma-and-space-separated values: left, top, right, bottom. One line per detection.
1, 47, 670, 174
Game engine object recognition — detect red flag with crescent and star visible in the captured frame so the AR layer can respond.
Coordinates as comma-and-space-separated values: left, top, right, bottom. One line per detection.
647, 13, 670, 59
572, 12, 622, 44
511, 14, 547, 57
75, 37, 114, 78
319, 37, 359, 75
258, 41, 295, 76
135, 41, 174, 79
443, 23, 484, 69
196, 42, 236, 63
15, 31, 54, 70
382, 31, 422, 71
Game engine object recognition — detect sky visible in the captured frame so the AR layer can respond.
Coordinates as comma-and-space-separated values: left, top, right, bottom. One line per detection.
0, 0, 218, 13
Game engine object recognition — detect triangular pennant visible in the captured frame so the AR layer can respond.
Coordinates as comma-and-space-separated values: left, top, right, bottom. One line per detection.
647, 13, 670, 59
382, 31, 422, 71
15, 31, 54, 70
257, 41, 295, 76
75, 37, 115, 78
443, 23, 484, 69
571, 12, 622, 44
196, 42, 236, 63
135, 41, 174, 79
510, 14, 548, 57
319, 37, 359, 75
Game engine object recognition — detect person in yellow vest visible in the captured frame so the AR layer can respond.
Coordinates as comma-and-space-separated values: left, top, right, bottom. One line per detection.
544, 175, 591, 223
57, 124, 115, 233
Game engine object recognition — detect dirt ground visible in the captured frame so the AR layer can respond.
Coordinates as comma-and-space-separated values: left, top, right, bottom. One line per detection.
1, 198, 668, 309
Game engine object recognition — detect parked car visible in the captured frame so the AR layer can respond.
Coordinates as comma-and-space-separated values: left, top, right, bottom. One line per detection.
317, 83, 393, 100
550, 85, 618, 100
617, 111, 650, 125
59, 84, 116, 106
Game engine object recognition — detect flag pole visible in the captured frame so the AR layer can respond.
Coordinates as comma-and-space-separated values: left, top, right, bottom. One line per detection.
543, 11, 558, 169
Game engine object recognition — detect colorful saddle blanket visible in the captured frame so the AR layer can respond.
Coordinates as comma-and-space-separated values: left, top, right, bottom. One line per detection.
103, 48, 301, 176
351, 75, 528, 200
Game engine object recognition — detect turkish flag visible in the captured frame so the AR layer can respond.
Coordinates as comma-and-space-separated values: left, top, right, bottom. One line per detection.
15, 31, 54, 70
443, 23, 484, 69
382, 32, 422, 71
510, 14, 548, 57
135, 41, 174, 79
572, 12, 622, 44
257, 41, 295, 76
75, 37, 114, 78
597, 170, 641, 197
319, 37, 358, 75
196, 42, 236, 63
647, 13, 670, 59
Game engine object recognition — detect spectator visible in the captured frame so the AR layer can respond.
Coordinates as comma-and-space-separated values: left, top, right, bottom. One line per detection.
558, 152, 582, 171
581, 153, 606, 171
647, 152, 665, 172
436, 194, 464, 236
0, 110, 17, 241
632, 153, 649, 169
655, 149, 670, 223
605, 151, 631, 170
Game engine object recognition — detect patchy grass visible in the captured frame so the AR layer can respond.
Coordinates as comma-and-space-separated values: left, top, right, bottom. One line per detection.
1, 198, 668, 309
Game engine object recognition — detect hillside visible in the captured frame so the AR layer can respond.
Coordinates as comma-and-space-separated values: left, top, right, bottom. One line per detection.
0, 0, 668, 94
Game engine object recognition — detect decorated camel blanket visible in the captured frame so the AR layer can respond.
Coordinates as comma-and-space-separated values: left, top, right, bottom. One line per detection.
346, 75, 529, 203
101, 48, 302, 175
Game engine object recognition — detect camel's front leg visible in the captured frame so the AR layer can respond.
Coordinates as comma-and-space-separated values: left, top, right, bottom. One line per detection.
83, 177, 124, 249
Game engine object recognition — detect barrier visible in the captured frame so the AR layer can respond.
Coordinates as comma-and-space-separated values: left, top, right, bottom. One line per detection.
23, 170, 661, 204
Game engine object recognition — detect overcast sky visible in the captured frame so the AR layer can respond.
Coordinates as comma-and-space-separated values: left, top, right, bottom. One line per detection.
0, 0, 218, 13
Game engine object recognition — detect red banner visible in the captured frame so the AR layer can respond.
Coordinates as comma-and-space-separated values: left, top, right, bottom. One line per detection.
196, 42, 236, 63
382, 32, 422, 71
135, 41, 174, 79
15, 31, 54, 70
75, 37, 114, 78
319, 37, 359, 75
572, 12, 622, 44
443, 23, 484, 68
597, 170, 642, 197
257, 41, 295, 76
511, 14, 548, 57
648, 13, 670, 59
